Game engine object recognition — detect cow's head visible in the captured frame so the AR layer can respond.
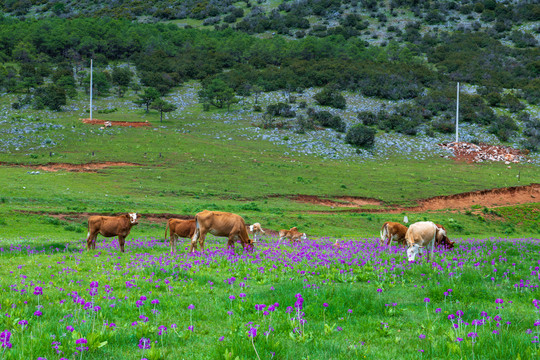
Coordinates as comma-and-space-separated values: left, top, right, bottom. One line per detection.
249, 224, 254, 232
129, 212, 139, 225
407, 244, 421, 262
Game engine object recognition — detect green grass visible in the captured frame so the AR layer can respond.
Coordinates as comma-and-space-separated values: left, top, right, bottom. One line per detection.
0, 236, 539, 359
1, 83, 539, 239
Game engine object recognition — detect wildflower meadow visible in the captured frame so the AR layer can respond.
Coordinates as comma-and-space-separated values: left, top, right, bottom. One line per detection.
0, 234, 539, 360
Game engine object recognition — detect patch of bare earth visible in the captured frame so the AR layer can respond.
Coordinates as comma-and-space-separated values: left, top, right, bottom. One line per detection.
81, 118, 151, 127
295, 184, 540, 213
0, 162, 140, 172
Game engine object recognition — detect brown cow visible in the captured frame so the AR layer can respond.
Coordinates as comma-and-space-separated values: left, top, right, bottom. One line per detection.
379, 221, 408, 247
164, 219, 196, 253
435, 224, 455, 250
279, 227, 307, 243
86, 213, 139, 253
191, 210, 253, 253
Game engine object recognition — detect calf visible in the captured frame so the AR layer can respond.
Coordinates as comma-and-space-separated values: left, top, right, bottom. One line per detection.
379, 221, 408, 247
279, 227, 307, 243
248, 222, 265, 243
164, 219, 196, 253
86, 213, 139, 253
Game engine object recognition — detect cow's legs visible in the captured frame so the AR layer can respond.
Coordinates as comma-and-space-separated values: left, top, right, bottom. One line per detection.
86, 231, 98, 250
119, 236, 126, 253
171, 233, 176, 253
198, 231, 207, 252
227, 235, 236, 253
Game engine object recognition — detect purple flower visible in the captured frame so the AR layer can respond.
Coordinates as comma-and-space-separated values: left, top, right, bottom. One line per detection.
534, 320, 540, 327
90, 281, 99, 288
248, 327, 257, 338
188, 304, 194, 310
468, 332, 477, 338
0, 330, 12, 348
323, 303, 328, 307
456, 337, 463, 342
456, 310, 464, 318
33, 286, 43, 296
448, 314, 455, 320
419, 334, 426, 339
34, 310, 42, 317
229, 295, 235, 300
66, 325, 74, 332
187, 325, 194, 332
138, 337, 151, 350
18, 320, 28, 327
218, 336, 224, 341
75, 338, 87, 344
424, 298, 430, 303
151, 299, 159, 305
435, 308, 442, 313
495, 299, 504, 304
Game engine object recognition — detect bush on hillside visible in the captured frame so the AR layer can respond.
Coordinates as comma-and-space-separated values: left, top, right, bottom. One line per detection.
522, 118, 540, 152
489, 115, 519, 141
266, 102, 296, 117
346, 124, 376, 148
313, 87, 346, 109
357, 111, 377, 126
308, 109, 346, 132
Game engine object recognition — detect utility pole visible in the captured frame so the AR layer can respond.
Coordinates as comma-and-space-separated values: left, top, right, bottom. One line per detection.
89, 58, 93, 121
455, 82, 459, 143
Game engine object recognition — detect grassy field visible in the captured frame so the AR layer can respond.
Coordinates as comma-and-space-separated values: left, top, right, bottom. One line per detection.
0, 74, 539, 360
0, 235, 539, 360
1, 82, 539, 241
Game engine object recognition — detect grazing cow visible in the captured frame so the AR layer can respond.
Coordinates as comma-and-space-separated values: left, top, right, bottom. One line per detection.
435, 224, 455, 250
164, 219, 196, 253
248, 222, 265, 243
405, 221, 446, 262
86, 213, 139, 253
379, 222, 408, 247
278, 227, 307, 243
191, 210, 253, 253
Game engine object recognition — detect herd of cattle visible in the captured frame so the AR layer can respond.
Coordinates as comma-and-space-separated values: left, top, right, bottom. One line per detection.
85, 211, 454, 261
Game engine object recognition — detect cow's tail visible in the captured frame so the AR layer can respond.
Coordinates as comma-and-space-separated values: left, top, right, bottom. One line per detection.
164, 219, 170, 241
380, 223, 388, 245
191, 217, 200, 244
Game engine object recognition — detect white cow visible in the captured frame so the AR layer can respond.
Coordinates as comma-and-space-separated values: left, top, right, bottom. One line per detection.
248, 222, 265, 243
405, 221, 447, 262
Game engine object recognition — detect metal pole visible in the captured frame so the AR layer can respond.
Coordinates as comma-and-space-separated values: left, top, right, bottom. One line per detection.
455, 82, 459, 143
90, 58, 93, 121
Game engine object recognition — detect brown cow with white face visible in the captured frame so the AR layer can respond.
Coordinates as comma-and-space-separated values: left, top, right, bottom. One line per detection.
164, 219, 196, 253
191, 210, 253, 253
86, 213, 139, 253
279, 227, 307, 243
379, 221, 408, 247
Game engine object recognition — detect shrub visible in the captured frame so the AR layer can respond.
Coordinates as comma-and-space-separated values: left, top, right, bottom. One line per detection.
357, 111, 377, 126
313, 87, 346, 109
488, 115, 519, 141
266, 102, 295, 117
500, 94, 525, 113
432, 116, 455, 134
296, 115, 315, 134
346, 124, 376, 148
522, 118, 540, 152
309, 109, 346, 132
